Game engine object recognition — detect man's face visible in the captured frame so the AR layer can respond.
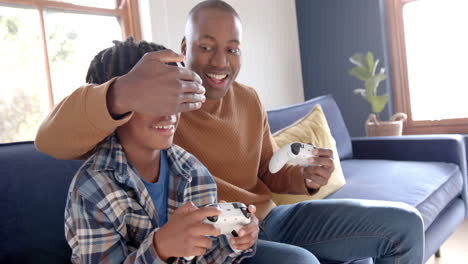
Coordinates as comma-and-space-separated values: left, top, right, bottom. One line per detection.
182, 9, 242, 100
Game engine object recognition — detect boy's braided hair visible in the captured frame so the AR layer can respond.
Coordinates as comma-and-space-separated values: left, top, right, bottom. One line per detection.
86, 36, 172, 84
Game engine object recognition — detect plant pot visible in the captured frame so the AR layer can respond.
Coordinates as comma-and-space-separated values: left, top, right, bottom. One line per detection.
365, 112, 407, 137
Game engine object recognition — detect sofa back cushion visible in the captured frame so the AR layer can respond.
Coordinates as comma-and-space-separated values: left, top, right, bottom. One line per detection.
267, 95, 353, 160
0, 141, 82, 264
271, 105, 346, 203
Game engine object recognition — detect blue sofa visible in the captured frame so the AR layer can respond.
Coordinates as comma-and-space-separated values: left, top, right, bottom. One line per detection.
1, 95, 466, 264
267, 95, 468, 263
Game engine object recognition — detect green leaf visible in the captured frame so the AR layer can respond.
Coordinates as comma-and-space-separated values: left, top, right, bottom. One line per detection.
364, 79, 375, 97
365, 72, 387, 95
374, 72, 387, 93
349, 53, 365, 67
349, 51, 388, 112
368, 94, 389, 114
366, 51, 374, 74
349, 66, 371, 81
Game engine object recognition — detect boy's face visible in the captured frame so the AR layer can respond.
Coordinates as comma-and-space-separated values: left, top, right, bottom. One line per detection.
118, 113, 180, 151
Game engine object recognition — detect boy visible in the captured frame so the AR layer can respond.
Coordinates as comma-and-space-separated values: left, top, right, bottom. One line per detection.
64, 37, 256, 263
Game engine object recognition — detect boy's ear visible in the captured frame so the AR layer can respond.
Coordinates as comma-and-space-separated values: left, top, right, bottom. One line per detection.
181, 37, 187, 56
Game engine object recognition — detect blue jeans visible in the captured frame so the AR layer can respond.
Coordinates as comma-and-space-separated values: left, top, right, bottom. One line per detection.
257, 199, 424, 264
243, 239, 319, 264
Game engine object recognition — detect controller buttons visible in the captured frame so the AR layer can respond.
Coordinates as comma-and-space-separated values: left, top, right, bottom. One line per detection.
231, 230, 239, 237
290, 142, 302, 155
207, 215, 218, 222
240, 208, 251, 218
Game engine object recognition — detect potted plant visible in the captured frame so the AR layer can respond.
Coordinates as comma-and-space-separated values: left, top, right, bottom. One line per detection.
349, 51, 407, 136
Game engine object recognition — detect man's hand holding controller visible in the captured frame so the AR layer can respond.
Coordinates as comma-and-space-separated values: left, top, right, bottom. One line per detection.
108, 49, 206, 118
303, 144, 334, 190
269, 142, 335, 191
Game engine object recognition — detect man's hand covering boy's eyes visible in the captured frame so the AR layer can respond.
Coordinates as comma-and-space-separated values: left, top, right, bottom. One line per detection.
108, 49, 206, 118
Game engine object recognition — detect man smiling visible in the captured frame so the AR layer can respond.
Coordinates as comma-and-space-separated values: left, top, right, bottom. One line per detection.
182, 5, 242, 100
36, 1, 424, 263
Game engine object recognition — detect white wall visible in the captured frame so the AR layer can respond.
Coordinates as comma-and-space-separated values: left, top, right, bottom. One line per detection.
139, 0, 304, 110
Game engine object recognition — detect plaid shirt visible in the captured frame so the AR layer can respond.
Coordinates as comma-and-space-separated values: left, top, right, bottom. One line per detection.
65, 134, 255, 264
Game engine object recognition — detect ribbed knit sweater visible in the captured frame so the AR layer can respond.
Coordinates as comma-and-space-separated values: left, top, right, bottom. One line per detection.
174, 82, 307, 220
36, 79, 308, 220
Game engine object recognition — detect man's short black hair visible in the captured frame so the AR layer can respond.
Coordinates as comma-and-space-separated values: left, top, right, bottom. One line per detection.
188, 0, 241, 22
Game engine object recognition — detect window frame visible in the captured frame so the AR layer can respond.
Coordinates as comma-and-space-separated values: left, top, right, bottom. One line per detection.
0, 0, 141, 108
386, 0, 468, 134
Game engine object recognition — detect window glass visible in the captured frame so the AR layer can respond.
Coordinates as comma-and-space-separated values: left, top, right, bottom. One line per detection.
0, 6, 50, 143
403, 0, 468, 121
50, 0, 116, 9
44, 9, 122, 104
0, 0, 138, 143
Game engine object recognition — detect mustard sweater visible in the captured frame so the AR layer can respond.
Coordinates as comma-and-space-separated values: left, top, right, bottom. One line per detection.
36, 79, 308, 220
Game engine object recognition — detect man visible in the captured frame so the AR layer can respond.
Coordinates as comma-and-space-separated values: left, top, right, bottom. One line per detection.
36, 1, 424, 263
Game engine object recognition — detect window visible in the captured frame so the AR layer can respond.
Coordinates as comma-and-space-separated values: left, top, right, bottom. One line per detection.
0, 0, 141, 143
386, 0, 468, 134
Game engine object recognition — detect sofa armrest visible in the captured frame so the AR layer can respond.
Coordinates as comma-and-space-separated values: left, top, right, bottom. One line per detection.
352, 134, 465, 167
352, 134, 468, 217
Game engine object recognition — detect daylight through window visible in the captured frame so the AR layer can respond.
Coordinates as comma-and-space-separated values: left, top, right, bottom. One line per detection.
0, 0, 140, 143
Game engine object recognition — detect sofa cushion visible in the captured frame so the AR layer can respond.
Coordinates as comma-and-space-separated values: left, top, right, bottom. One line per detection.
267, 95, 353, 160
328, 159, 464, 229
0, 141, 82, 263
271, 105, 346, 203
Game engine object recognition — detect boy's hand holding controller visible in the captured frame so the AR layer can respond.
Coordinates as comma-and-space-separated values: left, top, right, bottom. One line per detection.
269, 142, 335, 190
229, 204, 259, 251
153, 201, 222, 261
184, 202, 258, 261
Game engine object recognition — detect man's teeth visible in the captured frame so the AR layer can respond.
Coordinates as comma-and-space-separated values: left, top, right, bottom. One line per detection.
206, 73, 227, 80
152, 125, 174, 129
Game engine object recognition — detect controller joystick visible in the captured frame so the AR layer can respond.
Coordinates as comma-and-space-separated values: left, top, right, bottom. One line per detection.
207, 215, 218, 222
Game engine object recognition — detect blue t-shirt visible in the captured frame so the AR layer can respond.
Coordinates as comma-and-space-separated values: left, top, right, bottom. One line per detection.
142, 150, 169, 226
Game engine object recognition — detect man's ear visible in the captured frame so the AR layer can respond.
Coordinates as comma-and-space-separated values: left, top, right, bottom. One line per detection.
181, 37, 187, 56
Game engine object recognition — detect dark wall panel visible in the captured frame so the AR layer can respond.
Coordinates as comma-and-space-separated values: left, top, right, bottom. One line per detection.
296, 0, 393, 136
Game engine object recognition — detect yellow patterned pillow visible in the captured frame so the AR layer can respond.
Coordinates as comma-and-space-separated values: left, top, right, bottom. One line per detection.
271, 105, 346, 204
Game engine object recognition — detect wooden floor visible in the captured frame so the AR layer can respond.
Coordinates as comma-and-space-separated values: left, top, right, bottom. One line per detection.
426, 219, 468, 263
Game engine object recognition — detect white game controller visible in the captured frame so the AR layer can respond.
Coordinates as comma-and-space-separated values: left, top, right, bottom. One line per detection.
185, 202, 252, 261
269, 142, 317, 173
